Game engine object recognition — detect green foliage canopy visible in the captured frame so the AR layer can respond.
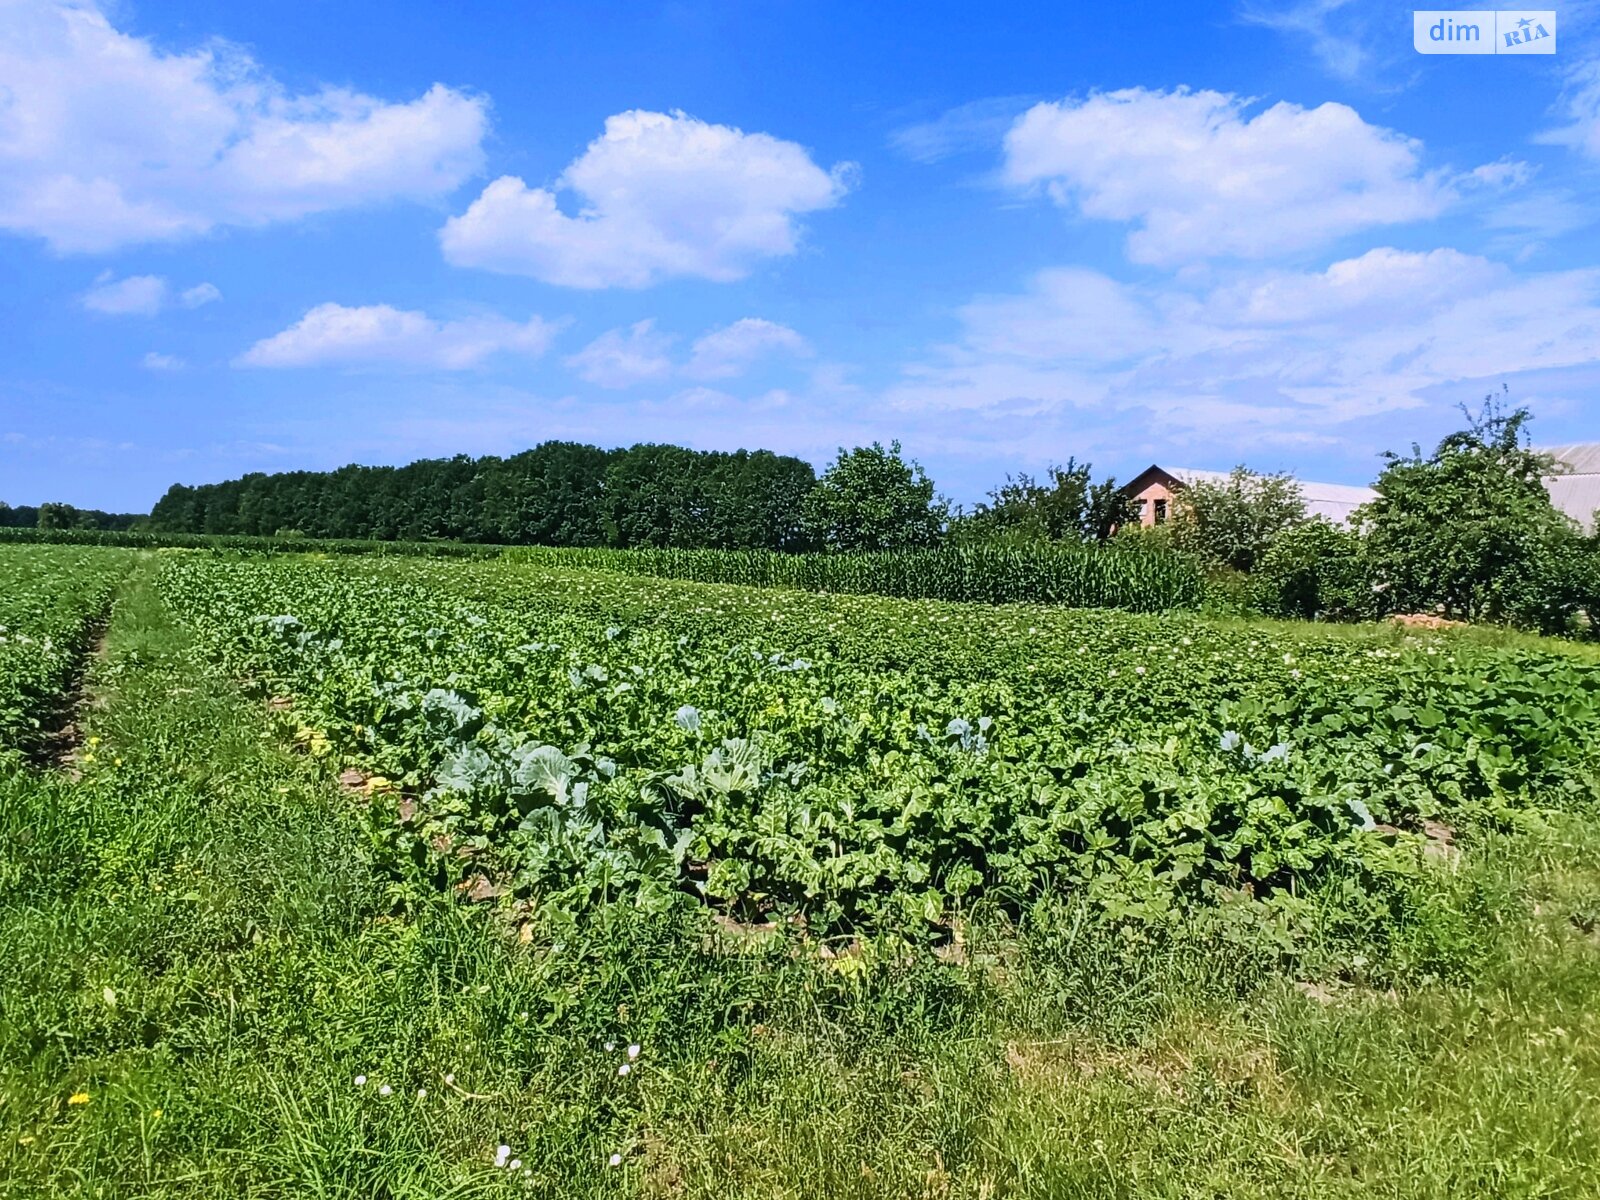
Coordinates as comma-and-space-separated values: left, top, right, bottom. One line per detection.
1171, 466, 1307, 573
955, 459, 1134, 545
1361, 394, 1579, 627
801, 440, 948, 552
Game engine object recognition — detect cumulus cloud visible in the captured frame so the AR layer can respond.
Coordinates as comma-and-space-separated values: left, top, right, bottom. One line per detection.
0, 0, 489, 252
685, 318, 810, 379
80, 271, 220, 314
885, 248, 1600, 440
180, 282, 222, 308
441, 110, 851, 288
81, 272, 167, 315
1003, 88, 1450, 265
564, 316, 811, 388
565, 320, 677, 388
237, 303, 560, 370
141, 351, 184, 370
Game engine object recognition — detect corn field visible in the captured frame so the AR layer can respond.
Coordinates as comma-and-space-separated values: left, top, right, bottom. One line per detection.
509, 542, 1205, 611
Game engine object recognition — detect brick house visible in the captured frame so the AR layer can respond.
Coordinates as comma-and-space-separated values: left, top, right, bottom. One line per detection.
1118, 466, 1378, 528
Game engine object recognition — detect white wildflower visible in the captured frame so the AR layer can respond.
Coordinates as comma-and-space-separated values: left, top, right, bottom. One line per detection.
618, 1063, 631, 1076
354, 1074, 367, 1087
377, 1084, 392, 1097
495, 1144, 511, 1168
608, 1153, 623, 1167
627, 1043, 641, 1060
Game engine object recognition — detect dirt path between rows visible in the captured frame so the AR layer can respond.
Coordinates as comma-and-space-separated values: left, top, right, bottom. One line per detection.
30, 612, 114, 775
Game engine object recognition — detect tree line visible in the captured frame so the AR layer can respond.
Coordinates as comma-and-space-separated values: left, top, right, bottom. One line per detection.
137, 439, 1140, 553
146, 442, 820, 550
11, 395, 1600, 635
0, 501, 139, 532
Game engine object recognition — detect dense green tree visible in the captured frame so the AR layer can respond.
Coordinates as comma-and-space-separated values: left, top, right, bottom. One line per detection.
0, 500, 137, 530
1362, 392, 1582, 627
36, 502, 82, 530
147, 440, 819, 551
955, 459, 1134, 545
489, 442, 614, 546
1249, 520, 1368, 620
802, 441, 947, 552
0, 502, 36, 528
1171, 466, 1307, 573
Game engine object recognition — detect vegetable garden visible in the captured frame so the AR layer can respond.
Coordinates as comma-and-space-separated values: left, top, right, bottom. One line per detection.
0, 547, 133, 757
7, 544, 1600, 1197
161, 553, 1600, 961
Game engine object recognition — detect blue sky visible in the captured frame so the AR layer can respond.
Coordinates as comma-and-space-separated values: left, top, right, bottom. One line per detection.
3, 0, 1600, 512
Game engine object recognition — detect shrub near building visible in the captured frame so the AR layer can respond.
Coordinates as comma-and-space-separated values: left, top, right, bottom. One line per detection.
1361, 395, 1598, 634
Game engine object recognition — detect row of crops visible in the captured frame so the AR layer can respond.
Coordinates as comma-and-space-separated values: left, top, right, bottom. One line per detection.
0, 546, 135, 755
4, 529, 1205, 612
155, 552, 1600, 948
0, 526, 504, 559
508, 542, 1206, 610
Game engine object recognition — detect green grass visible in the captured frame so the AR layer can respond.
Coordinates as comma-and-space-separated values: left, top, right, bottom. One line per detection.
4, 560, 1600, 1197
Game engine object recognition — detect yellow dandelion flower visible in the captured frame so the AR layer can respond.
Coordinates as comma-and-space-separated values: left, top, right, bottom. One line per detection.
67, 1092, 90, 1106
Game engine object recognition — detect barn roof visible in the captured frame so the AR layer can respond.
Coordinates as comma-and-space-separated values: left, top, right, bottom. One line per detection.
1119, 446, 1600, 534
1121, 465, 1377, 525
1542, 443, 1600, 476
1539, 445, 1600, 533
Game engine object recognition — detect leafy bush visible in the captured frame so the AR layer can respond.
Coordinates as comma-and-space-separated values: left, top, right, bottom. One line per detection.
952, 459, 1134, 545
802, 441, 948, 552
1250, 521, 1369, 621
1171, 466, 1307, 573
1362, 394, 1582, 629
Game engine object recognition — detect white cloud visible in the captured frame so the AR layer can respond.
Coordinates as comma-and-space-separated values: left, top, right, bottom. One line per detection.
685, 318, 811, 379
0, 1, 489, 252
889, 96, 1037, 163
180, 282, 221, 308
81, 272, 167, 315
141, 351, 184, 370
1540, 58, 1600, 160
440, 110, 851, 288
565, 320, 676, 388
237, 303, 560, 370
1003, 88, 1449, 265
1236, 0, 1379, 83
80, 271, 221, 314
886, 248, 1600, 443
